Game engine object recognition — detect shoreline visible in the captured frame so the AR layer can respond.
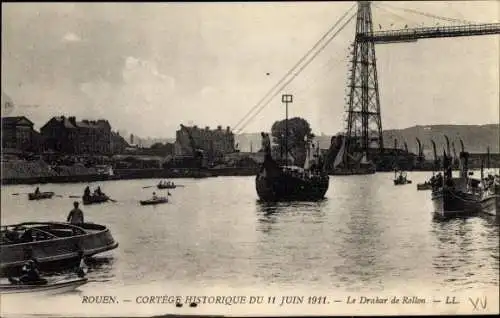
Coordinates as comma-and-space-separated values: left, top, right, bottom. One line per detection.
2, 163, 497, 186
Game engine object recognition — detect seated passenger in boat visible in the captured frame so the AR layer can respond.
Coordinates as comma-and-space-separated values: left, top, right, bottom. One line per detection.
95, 186, 103, 196
10, 259, 47, 285
20, 229, 33, 243
152, 192, 158, 200
84, 186, 91, 197
34, 187, 40, 195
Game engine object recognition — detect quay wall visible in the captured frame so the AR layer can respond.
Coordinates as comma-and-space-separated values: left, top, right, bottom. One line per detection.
1, 161, 259, 185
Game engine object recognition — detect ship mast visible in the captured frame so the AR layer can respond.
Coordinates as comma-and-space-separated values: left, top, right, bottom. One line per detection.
282, 94, 293, 165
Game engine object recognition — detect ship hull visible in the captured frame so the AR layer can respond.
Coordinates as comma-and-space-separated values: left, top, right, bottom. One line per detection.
479, 194, 500, 217
1, 222, 118, 277
431, 187, 481, 218
256, 172, 329, 202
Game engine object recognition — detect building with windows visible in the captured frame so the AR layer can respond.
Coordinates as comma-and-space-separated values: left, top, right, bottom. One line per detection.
40, 116, 112, 154
1, 116, 42, 152
174, 124, 236, 158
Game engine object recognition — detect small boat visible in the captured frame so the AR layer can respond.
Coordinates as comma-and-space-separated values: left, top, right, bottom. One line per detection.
82, 194, 109, 205
417, 182, 432, 190
28, 192, 55, 200
157, 182, 176, 189
479, 191, 500, 217
1, 222, 118, 276
0, 277, 88, 295
140, 197, 168, 205
394, 170, 412, 185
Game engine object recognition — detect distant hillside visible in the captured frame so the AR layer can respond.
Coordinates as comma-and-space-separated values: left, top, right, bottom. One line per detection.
383, 124, 499, 155
235, 124, 499, 154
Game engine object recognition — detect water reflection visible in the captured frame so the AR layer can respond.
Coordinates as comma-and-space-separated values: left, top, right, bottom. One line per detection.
255, 200, 327, 233
430, 217, 499, 290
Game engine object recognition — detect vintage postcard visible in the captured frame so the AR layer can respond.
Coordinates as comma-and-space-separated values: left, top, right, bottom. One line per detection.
1, 1, 499, 317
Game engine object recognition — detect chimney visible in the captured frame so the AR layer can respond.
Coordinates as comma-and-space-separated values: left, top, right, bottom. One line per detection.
68, 116, 76, 125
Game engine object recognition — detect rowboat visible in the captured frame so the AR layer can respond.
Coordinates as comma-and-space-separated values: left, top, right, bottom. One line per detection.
28, 192, 55, 200
140, 197, 168, 205
1, 222, 118, 276
0, 277, 88, 295
157, 183, 176, 189
82, 194, 109, 205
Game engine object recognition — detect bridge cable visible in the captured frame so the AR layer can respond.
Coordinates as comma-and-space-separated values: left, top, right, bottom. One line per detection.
232, 4, 356, 132
372, 4, 420, 26
235, 11, 357, 133
379, 3, 476, 25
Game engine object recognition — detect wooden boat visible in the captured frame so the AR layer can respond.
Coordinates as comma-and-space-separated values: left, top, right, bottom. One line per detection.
431, 150, 482, 218
140, 197, 168, 205
82, 194, 109, 205
479, 192, 499, 217
432, 185, 482, 218
417, 182, 432, 190
0, 278, 88, 295
0, 222, 118, 276
394, 170, 412, 185
28, 192, 55, 200
255, 132, 340, 202
157, 182, 176, 189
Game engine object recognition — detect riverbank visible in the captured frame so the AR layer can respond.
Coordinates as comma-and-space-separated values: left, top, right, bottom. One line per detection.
0, 160, 259, 185
2, 159, 497, 185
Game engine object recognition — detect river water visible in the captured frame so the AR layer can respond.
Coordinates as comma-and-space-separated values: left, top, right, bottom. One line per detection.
1, 172, 498, 316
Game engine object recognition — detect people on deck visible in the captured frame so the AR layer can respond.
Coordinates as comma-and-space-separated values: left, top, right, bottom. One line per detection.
34, 187, 40, 195
152, 192, 158, 200
84, 186, 91, 197
67, 201, 84, 224
10, 259, 47, 285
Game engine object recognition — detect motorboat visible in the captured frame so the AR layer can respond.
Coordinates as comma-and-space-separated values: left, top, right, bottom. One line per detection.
140, 197, 168, 205
0, 222, 118, 276
0, 277, 88, 295
28, 192, 55, 200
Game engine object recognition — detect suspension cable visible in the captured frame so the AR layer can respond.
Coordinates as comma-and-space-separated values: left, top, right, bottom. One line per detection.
372, 4, 419, 26
235, 11, 357, 133
232, 4, 356, 132
379, 2, 476, 25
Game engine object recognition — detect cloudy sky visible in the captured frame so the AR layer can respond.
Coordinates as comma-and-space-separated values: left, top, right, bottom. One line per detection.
2, 2, 499, 138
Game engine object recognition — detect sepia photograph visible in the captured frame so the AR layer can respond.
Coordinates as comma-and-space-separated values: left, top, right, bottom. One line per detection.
1, 1, 499, 317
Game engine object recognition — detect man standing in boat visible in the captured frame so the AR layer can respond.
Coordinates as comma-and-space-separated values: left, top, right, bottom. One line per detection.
67, 201, 84, 224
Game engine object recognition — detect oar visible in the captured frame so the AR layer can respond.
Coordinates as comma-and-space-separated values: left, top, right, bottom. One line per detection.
108, 198, 117, 203
142, 186, 154, 189
69, 195, 81, 199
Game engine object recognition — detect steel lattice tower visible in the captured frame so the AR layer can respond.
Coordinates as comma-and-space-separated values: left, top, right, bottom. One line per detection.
345, 1, 383, 160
